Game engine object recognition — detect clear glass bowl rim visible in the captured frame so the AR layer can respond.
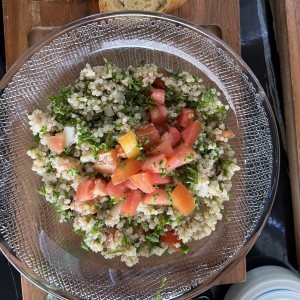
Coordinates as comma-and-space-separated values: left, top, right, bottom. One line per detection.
0, 11, 280, 299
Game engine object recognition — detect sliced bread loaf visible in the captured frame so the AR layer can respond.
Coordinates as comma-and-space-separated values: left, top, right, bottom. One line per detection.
99, 0, 188, 13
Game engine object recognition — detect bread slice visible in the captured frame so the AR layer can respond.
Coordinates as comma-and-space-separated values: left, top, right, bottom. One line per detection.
99, 0, 188, 13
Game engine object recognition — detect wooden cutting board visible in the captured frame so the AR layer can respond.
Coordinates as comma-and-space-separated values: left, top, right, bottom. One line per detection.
270, 0, 300, 270
2, 0, 244, 299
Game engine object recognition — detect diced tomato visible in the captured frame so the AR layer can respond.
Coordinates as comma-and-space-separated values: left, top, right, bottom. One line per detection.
46, 132, 65, 154
166, 144, 199, 172
120, 190, 142, 216
129, 172, 155, 193
181, 120, 202, 146
142, 189, 170, 205
76, 179, 96, 203
93, 179, 108, 197
216, 129, 235, 141
141, 154, 167, 174
161, 126, 182, 147
56, 157, 80, 174
157, 68, 171, 77
118, 131, 141, 159
122, 179, 138, 190
161, 231, 182, 251
152, 77, 166, 89
94, 149, 120, 175
149, 105, 168, 126
105, 227, 117, 248
148, 140, 174, 158
111, 159, 142, 185
106, 180, 128, 200
136, 123, 160, 149
150, 87, 165, 105
165, 154, 183, 173
115, 145, 127, 158
171, 182, 196, 216
148, 173, 173, 185
177, 108, 195, 127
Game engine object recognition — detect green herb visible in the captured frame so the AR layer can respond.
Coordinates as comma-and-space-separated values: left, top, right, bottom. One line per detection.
219, 158, 231, 172
48, 86, 74, 125
172, 70, 182, 80
91, 220, 103, 235
184, 153, 195, 162
120, 160, 126, 169
175, 215, 184, 225
103, 58, 113, 72
124, 81, 154, 110
121, 235, 132, 246
139, 60, 147, 67
217, 105, 228, 119
64, 190, 70, 199
155, 276, 167, 300
224, 215, 231, 224
108, 196, 119, 206
68, 165, 78, 177
62, 146, 73, 155
104, 131, 114, 150
137, 139, 145, 151
38, 185, 46, 196
165, 85, 188, 103
145, 233, 160, 245
155, 215, 170, 236
160, 168, 167, 177
177, 163, 198, 188
136, 154, 146, 161
33, 134, 40, 143
75, 228, 85, 236
119, 196, 127, 202
40, 126, 47, 135
179, 243, 189, 254
193, 194, 204, 204
45, 162, 56, 174
81, 241, 89, 250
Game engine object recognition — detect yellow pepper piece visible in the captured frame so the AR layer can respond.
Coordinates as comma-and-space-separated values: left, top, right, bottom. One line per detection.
118, 131, 141, 159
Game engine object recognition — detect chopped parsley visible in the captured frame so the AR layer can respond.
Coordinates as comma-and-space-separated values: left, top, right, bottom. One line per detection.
155, 276, 167, 300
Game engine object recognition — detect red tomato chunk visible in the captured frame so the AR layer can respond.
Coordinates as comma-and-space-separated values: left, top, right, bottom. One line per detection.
150, 87, 165, 105
93, 179, 108, 197
141, 154, 167, 174
111, 159, 142, 185
152, 77, 166, 90
148, 173, 173, 185
120, 190, 142, 216
161, 231, 182, 251
143, 189, 170, 205
181, 120, 202, 147
136, 123, 160, 149
76, 179, 96, 203
171, 182, 196, 216
94, 149, 120, 175
129, 172, 155, 193
106, 180, 129, 201
149, 105, 168, 126
148, 140, 174, 158
177, 108, 195, 127
161, 126, 182, 147
166, 144, 199, 172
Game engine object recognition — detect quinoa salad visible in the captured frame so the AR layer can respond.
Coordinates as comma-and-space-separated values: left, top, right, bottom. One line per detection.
27, 60, 240, 267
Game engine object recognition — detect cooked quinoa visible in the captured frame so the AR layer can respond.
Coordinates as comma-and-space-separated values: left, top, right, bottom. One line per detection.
27, 60, 240, 267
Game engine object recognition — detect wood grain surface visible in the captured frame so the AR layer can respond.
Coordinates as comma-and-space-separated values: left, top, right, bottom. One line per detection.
2, 0, 244, 299
270, 0, 300, 269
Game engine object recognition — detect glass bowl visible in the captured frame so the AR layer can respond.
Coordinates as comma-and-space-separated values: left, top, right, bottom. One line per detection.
0, 12, 279, 299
